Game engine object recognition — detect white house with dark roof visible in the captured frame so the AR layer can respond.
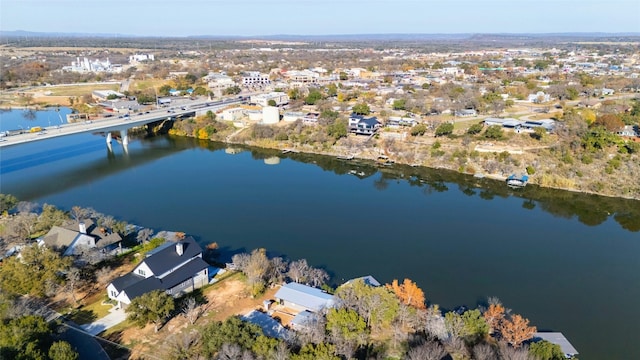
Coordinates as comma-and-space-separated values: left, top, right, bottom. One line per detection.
107, 236, 209, 307
42, 219, 122, 256
274, 282, 334, 313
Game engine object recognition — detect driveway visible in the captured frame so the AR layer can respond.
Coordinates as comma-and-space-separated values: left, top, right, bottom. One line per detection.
80, 307, 127, 335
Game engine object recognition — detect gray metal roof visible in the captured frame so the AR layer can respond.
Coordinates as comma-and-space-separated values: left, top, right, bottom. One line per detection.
242, 310, 290, 339
274, 283, 334, 313
533, 332, 579, 356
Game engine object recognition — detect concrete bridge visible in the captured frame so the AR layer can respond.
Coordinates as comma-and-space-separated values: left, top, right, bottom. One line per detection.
0, 97, 245, 150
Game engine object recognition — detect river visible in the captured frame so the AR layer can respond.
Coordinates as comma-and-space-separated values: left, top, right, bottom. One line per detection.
1, 109, 638, 359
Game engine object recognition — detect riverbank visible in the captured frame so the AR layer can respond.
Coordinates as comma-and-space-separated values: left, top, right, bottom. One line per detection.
213, 126, 640, 201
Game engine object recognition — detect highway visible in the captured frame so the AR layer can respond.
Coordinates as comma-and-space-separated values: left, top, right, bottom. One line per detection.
0, 97, 245, 148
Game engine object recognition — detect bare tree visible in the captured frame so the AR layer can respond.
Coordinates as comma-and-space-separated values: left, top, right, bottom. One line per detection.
95, 266, 113, 286
65, 267, 82, 305
293, 311, 327, 347
266, 257, 288, 286
268, 342, 291, 360
70, 206, 89, 222
406, 340, 447, 360
423, 306, 448, 341
163, 331, 203, 360
287, 259, 309, 283
498, 341, 531, 360
16, 201, 39, 214
216, 343, 243, 360
231, 253, 250, 271
472, 343, 497, 360
182, 297, 205, 325
137, 228, 154, 244
308, 267, 329, 287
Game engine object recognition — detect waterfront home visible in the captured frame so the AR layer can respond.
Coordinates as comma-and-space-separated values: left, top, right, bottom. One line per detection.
348, 114, 381, 135
106, 236, 209, 308
342, 275, 381, 287
42, 219, 122, 256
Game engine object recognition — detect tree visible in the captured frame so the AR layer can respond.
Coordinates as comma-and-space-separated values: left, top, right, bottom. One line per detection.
529, 340, 565, 360
460, 309, 489, 345
0, 193, 18, 213
352, 103, 371, 115
0, 245, 71, 297
0, 315, 52, 359
386, 278, 426, 309
326, 308, 368, 358
531, 126, 547, 140
435, 123, 454, 137
48, 341, 79, 360
305, 89, 323, 105
339, 72, 348, 81
244, 248, 270, 295
223, 85, 242, 95
201, 316, 263, 357
137, 228, 154, 244
65, 267, 82, 306
268, 99, 277, 107
594, 114, 624, 132
35, 204, 69, 234
70, 206, 89, 222
484, 125, 504, 139
406, 340, 447, 360
288, 259, 310, 284
327, 118, 347, 140
467, 123, 483, 135
483, 303, 505, 335
500, 314, 536, 348
181, 297, 205, 325
126, 290, 175, 332
410, 123, 427, 136
292, 343, 340, 360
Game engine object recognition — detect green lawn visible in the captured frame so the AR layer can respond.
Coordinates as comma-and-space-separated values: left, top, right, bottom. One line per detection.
66, 299, 113, 325
130, 79, 169, 92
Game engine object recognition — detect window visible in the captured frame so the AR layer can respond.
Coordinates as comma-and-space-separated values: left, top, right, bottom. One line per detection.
138, 269, 146, 276
110, 290, 117, 298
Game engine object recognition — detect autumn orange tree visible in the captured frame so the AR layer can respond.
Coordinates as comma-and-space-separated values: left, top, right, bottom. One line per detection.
483, 303, 505, 335
386, 278, 426, 309
500, 314, 536, 348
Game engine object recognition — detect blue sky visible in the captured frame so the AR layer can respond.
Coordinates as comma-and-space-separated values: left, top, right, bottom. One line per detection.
2, 0, 639, 37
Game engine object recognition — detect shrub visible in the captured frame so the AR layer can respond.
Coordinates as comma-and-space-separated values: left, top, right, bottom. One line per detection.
435, 123, 454, 137
467, 123, 483, 135
484, 125, 504, 139
526, 166, 536, 175
410, 123, 427, 136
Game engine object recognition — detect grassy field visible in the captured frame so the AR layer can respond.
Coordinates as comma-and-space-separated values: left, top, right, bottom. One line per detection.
130, 79, 169, 92
48, 84, 120, 96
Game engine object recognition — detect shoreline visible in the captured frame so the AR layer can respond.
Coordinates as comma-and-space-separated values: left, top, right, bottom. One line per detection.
220, 135, 640, 202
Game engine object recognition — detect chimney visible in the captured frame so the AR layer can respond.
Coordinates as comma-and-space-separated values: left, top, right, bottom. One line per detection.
176, 242, 184, 256
79, 222, 87, 234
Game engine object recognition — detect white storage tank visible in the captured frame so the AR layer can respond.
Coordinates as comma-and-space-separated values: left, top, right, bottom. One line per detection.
264, 156, 281, 165
262, 106, 280, 124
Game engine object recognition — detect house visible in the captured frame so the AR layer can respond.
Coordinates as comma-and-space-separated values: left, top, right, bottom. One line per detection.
205, 72, 236, 91
107, 237, 209, 308
349, 114, 381, 135
169, 89, 182, 97
386, 116, 417, 128
273, 282, 334, 313
455, 109, 477, 117
531, 332, 578, 358
617, 125, 640, 138
42, 220, 122, 256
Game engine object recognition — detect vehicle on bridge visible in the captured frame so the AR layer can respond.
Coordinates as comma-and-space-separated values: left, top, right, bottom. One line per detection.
29, 126, 43, 133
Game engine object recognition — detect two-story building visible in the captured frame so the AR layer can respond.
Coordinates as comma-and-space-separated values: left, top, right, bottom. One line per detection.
107, 237, 209, 308
349, 114, 381, 135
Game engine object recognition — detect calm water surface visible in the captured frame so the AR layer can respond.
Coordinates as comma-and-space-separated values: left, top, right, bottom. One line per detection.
1, 110, 638, 359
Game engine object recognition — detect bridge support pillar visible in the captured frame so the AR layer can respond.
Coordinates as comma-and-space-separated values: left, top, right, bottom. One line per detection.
120, 130, 129, 146
106, 132, 112, 144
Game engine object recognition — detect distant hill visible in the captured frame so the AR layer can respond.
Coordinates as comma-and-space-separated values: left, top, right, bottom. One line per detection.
1, 30, 639, 41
